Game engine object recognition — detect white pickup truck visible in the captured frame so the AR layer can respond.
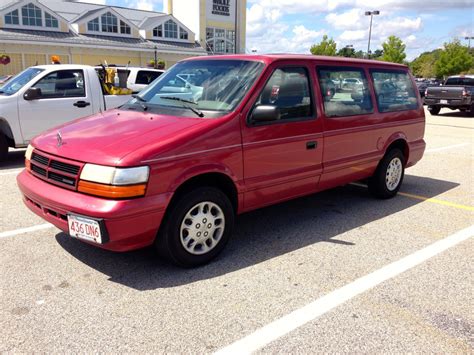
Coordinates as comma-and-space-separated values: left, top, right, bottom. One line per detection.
0, 64, 132, 161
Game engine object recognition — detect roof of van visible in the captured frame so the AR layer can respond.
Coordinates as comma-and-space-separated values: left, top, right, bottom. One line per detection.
186, 54, 408, 68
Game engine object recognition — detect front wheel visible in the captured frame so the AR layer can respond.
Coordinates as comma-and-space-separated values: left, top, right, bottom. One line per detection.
428, 105, 441, 115
155, 187, 234, 267
368, 149, 405, 199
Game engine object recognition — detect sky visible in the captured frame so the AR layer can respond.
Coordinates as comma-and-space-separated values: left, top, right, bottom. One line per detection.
83, 0, 473, 60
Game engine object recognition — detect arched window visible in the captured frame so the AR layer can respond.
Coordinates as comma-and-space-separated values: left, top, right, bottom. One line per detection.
21, 3, 42, 26
101, 12, 118, 33
4, 9, 19, 25
153, 24, 162, 37
164, 19, 178, 39
179, 27, 188, 40
45, 12, 58, 28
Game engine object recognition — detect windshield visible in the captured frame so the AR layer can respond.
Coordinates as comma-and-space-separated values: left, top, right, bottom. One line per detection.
0, 67, 44, 95
136, 59, 264, 113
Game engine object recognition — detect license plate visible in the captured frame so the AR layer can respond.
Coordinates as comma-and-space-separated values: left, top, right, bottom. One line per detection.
440, 99, 448, 104
68, 215, 102, 244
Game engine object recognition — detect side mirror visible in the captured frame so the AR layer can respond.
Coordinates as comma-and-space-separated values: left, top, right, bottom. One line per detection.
251, 105, 280, 122
24, 87, 42, 100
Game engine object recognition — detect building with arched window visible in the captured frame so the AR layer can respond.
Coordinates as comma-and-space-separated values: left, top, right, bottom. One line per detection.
163, 0, 246, 55
0, 0, 207, 75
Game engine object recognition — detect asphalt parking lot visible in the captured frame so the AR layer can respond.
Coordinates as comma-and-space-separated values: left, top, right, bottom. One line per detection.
1, 107, 473, 353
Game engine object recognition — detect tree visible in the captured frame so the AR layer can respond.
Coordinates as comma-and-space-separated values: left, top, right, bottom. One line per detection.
336, 46, 355, 57
372, 49, 383, 59
434, 39, 473, 78
410, 49, 441, 78
381, 36, 406, 63
310, 35, 337, 56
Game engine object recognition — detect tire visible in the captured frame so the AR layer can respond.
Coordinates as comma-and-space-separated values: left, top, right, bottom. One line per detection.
368, 149, 405, 199
0, 133, 8, 162
155, 187, 234, 267
428, 105, 440, 115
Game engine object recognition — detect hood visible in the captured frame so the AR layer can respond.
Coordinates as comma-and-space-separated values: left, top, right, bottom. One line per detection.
31, 109, 214, 166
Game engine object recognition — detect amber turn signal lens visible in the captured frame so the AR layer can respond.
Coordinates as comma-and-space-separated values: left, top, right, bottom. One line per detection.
78, 180, 146, 198
25, 159, 31, 171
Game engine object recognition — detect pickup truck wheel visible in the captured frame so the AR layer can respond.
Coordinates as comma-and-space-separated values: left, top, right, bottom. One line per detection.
155, 187, 234, 267
368, 149, 405, 199
0, 134, 8, 162
428, 105, 440, 115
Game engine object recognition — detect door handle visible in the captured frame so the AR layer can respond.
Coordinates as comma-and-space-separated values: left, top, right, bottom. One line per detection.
73, 101, 90, 108
306, 141, 317, 150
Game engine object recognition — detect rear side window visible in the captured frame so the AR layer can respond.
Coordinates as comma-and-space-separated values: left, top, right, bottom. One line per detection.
371, 70, 418, 112
135, 70, 162, 85
445, 77, 474, 86
317, 66, 373, 117
255, 67, 313, 121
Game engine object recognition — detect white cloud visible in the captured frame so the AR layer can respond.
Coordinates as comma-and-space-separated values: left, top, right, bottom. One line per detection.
125, 0, 155, 11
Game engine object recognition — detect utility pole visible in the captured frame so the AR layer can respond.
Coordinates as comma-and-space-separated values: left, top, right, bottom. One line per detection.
465, 36, 474, 49
234, 0, 238, 54
365, 10, 380, 59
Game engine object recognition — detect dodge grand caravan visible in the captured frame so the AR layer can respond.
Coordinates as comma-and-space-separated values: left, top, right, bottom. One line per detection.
17, 55, 426, 267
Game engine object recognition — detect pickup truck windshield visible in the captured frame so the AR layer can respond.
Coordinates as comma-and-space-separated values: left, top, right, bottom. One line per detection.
444, 77, 474, 86
0, 67, 44, 96
136, 59, 264, 113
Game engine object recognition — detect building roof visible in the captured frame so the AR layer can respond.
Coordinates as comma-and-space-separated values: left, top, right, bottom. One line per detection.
0, 0, 206, 54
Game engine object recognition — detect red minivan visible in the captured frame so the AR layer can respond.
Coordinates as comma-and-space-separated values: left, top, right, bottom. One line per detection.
17, 55, 425, 267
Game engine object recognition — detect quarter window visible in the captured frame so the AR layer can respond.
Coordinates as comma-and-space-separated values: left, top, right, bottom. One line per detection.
5, 9, 19, 25
164, 19, 178, 38
101, 12, 118, 33
371, 70, 418, 112
21, 3, 42, 27
45, 12, 58, 28
317, 67, 373, 117
255, 67, 313, 121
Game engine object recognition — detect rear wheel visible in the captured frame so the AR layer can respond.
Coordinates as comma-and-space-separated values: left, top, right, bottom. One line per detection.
155, 187, 234, 267
0, 134, 8, 162
428, 105, 440, 115
368, 149, 405, 199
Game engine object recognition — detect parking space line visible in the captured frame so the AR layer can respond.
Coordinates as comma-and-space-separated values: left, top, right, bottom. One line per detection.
215, 225, 474, 355
425, 143, 469, 153
398, 192, 474, 211
0, 169, 23, 176
0, 224, 54, 238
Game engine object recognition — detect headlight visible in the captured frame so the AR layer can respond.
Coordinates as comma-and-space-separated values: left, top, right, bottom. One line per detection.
25, 144, 34, 160
78, 164, 149, 198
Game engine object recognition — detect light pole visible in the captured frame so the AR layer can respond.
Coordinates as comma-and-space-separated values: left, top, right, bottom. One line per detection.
365, 10, 380, 59
465, 36, 474, 48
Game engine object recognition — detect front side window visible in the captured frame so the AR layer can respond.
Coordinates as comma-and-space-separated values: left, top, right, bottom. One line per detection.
87, 17, 99, 32
5, 9, 19, 25
34, 70, 85, 99
254, 67, 313, 121
120, 20, 130, 34
22, 3, 42, 27
136, 60, 264, 114
153, 24, 162, 37
101, 12, 118, 33
164, 19, 178, 38
371, 70, 418, 112
45, 12, 58, 28
317, 66, 373, 117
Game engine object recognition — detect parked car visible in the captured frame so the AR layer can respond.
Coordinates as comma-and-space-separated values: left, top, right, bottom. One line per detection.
0, 64, 132, 161
95, 66, 164, 93
424, 75, 474, 115
342, 77, 363, 90
17, 55, 425, 267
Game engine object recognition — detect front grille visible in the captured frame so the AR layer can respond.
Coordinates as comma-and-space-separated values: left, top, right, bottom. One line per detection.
29, 150, 82, 190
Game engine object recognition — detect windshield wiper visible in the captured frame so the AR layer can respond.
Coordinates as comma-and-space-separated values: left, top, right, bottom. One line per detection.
132, 94, 148, 111
159, 96, 204, 117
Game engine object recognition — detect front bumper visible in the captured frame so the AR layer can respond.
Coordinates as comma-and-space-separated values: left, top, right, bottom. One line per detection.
17, 170, 171, 251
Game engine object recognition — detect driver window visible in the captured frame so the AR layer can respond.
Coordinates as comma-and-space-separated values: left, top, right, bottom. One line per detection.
34, 70, 85, 99
255, 67, 313, 121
